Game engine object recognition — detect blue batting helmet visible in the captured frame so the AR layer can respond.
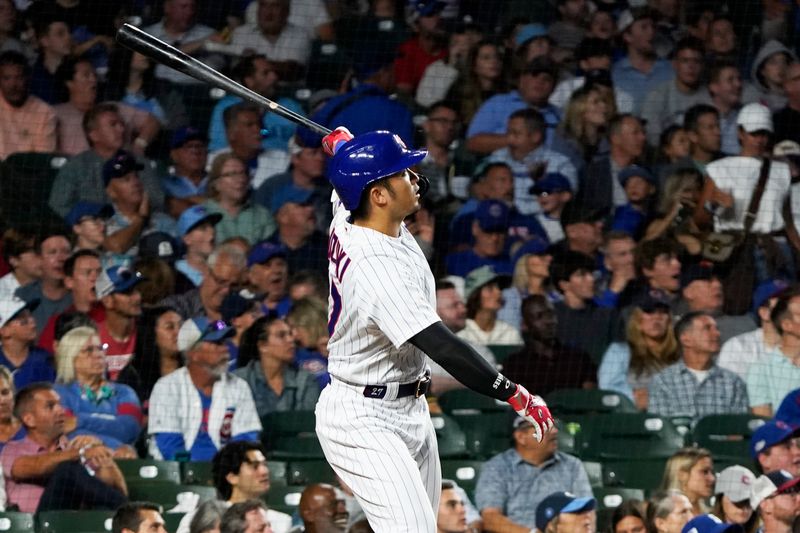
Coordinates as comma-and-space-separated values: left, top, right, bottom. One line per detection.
327, 131, 427, 211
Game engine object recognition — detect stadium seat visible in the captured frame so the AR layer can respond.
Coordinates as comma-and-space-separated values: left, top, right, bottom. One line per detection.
432, 413, 469, 458
487, 345, 521, 364
265, 485, 306, 515
451, 411, 515, 459
288, 460, 337, 485
37, 510, 114, 533
262, 411, 325, 459
438, 389, 510, 416
0, 512, 33, 531
594, 487, 646, 509
441, 460, 484, 499
162, 513, 186, 532
117, 459, 181, 484
126, 482, 217, 509
689, 414, 769, 462
582, 461, 603, 488
270, 436, 326, 460
546, 389, 638, 415
601, 459, 666, 490
180, 461, 214, 486
566, 413, 684, 460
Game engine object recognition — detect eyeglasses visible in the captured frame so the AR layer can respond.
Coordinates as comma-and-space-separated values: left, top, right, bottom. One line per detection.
208, 270, 235, 289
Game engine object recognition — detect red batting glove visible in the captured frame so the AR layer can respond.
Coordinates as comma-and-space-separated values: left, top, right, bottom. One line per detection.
507, 384, 555, 442
322, 126, 354, 156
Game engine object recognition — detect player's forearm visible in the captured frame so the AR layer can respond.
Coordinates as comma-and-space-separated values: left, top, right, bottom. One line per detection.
409, 322, 515, 401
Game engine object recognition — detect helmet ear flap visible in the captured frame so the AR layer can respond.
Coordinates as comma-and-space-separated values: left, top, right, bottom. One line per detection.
410, 170, 430, 200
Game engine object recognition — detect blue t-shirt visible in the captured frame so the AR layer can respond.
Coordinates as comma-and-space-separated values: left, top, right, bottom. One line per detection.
0, 347, 55, 389
190, 389, 218, 461
294, 348, 330, 390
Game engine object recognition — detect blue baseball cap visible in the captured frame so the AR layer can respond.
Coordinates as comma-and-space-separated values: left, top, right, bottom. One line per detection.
776, 388, 800, 427
247, 241, 287, 267
682, 514, 743, 533
752, 279, 790, 315
633, 288, 671, 313
270, 187, 317, 213
177, 317, 235, 352
171, 126, 208, 149
475, 200, 510, 233
531, 172, 572, 195
65, 201, 113, 227
512, 238, 551, 265
220, 292, 257, 323
177, 205, 223, 237
750, 419, 800, 458
95, 265, 145, 298
102, 150, 144, 187
535, 492, 596, 532
516, 23, 549, 47
414, 0, 445, 16
618, 165, 656, 186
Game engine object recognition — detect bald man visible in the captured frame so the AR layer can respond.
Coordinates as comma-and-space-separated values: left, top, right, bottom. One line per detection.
299, 483, 349, 533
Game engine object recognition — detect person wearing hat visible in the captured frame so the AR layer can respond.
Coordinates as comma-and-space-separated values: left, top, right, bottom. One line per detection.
648, 311, 749, 420
750, 470, 800, 533
163, 126, 210, 219
532, 172, 573, 243
147, 317, 261, 461
775, 388, 800, 428
718, 280, 787, 380
679, 262, 757, 345
0, 297, 53, 389
246, 240, 292, 319
773, 61, 800, 146
515, 23, 554, 65
552, 200, 606, 263
750, 420, 800, 478
466, 56, 562, 155
611, 164, 657, 237
445, 200, 514, 277
265, 187, 328, 274
456, 265, 522, 347
548, 0, 589, 53
681, 514, 744, 533
611, 7, 674, 114
175, 205, 223, 287
750, 40, 797, 112
747, 291, 800, 418
535, 491, 597, 533
393, 0, 447, 95
65, 201, 114, 253
712, 466, 758, 530
220, 291, 262, 370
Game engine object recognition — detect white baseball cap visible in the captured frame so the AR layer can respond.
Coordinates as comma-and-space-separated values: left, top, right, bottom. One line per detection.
715, 465, 756, 503
750, 470, 800, 509
737, 103, 773, 133
0, 297, 38, 328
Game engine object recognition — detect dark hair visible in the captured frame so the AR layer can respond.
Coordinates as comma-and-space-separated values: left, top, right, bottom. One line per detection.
427, 100, 459, 118
212, 441, 267, 500
83, 102, 121, 141
674, 311, 710, 340
770, 291, 800, 335
549, 250, 596, 285
635, 237, 680, 272
608, 113, 641, 138
670, 36, 705, 59
575, 38, 613, 62
435, 279, 456, 292
105, 46, 157, 102
508, 108, 546, 135
348, 175, 395, 222
476, 162, 512, 181
238, 316, 282, 368
55, 55, 94, 104
54, 311, 95, 342
2, 228, 38, 264
708, 58, 739, 85
126, 306, 182, 402
0, 50, 29, 73
63, 249, 100, 278
231, 54, 268, 84
112, 502, 162, 533
441, 480, 455, 491
14, 382, 55, 420
611, 500, 646, 533
220, 500, 267, 533
683, 104, 719, 132
287, 270, 328, 301
223, 102, 261, 132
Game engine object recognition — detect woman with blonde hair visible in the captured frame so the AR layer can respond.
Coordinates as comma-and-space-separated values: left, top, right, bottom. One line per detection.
0, 366, 24, 451
498, 246, 557, 330
287, 296, 330, 389
598, 294, 679, 410
661, 447, 715, 515
644, 168, 704, 255
54, 326, 142, 455
554, 83, 616, 166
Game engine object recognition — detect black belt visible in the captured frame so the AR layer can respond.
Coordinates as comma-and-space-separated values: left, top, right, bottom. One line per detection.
362, 373, 431, 399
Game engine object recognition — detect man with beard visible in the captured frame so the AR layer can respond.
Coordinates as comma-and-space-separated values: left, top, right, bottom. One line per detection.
298, 483, 350, 533
95, 264, 145, 380
147, 318, 261, 461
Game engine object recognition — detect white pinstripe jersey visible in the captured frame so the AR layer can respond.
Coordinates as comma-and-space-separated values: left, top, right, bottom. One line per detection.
326, 192, 440, 385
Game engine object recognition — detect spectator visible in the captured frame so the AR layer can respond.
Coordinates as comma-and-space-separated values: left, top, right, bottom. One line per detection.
531, 173, 573, 244
475, 416, 592, 531
598, 290, 679, 410
234, 316, 320, 418
393, 0, 446, 96
642, 37, 710, 146
207, 103, 289, 191
163, 127, 211, 220
750, 420, 800, 477
0, 382, 127, 512
54, 325, 142, 452
112, 502, 168, 533
298, 483, 349, 532
436, 480, 468, 533
750, 40, 796, 111
648, 312, 749, 420
597, 231, 637, 309
748, 291, 800, 417
176, 440, 292, 533
535, 491, 597, 533
147, 317, 261, 461
657, 125, 691, 167
230, 0, 311, 82
444, 40, 505, 125
551, 202, 605, 261
679, 104, 723, 180
48, 102, 164, 219
0, 50, 56, 159
554, 83, 615, 169
94, 264, 145, 379
466, 57, 561, 155
0, 0, 28, 57
456, 266, 522, 347
66, 202, 113, 255
678, 262, 757, 344
633, 238, 682, 306
15, 232, 71, 336
612, 165, 658, 238
611, 8, 674, 114
661, 447, 715, 515
189, 499, 227, 533
160, 244, 247, 322
0, 297, 54, 389
712, 466, 758, 533
646, 490, 694, 533
551, 250, 619, 363
286, 297, 329, 390
750, 470, 800, 533
773, 62, 800, 145
708, 59, 750, 155
220, 499, 271, 533
204, 153, 276, 246
446, 200, 513, 277
644, 168, 704, 255
775, 388, 800, 427
220, 292, 262, 369
176, 205, 223, 287
705, 15, 737, 61
0, 228, 41, 301
681, 515, 742, 533
208, 54, 301, 153
29, 16, 72, 105
497, 241, 558, 329
266, 188, 327, 274
578, 114, 647, 216
246, 241, 291, 321
117, 306, 183, 406
0, 366, 24, 451
610, 500, 648, 533
503, 294, 596, 395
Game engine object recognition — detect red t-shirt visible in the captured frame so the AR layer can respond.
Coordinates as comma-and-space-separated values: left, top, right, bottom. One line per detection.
394, 37, 446, 91
38, 302, 106, 354
97, 321, 137, 381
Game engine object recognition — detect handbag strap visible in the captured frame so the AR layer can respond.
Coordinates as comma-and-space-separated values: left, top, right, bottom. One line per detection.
743, 157, 772, 235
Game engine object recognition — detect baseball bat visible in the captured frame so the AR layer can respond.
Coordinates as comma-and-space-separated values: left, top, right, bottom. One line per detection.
115, 23, 332, 136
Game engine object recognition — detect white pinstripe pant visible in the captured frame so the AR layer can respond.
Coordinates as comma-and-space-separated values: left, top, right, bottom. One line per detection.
316, 380, 441, 532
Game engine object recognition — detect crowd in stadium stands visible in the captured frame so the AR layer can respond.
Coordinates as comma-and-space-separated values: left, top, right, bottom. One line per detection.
0, 0, 800, 531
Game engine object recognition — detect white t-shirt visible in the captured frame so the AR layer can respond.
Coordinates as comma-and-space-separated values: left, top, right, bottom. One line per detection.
718, 328, 770, 380
231, 23, 312, 65
456, 319, 523, 347
245, 0, 332, 39
706, 156, 791, 233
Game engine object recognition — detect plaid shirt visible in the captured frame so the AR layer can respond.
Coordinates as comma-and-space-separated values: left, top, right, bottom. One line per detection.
648, 360, 749, 420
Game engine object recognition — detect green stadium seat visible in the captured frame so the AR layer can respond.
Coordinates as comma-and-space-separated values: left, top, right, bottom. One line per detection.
450, 411, 514, 459
262, 411, 325, 459
582, 461, 603, 488
438, 389, 510, 415
566, 413, 684, 460
117, 459, 181, 484
288, 460, 337, 485
37, 510, 114, 533
262, 410, 317, 435
162, 513, 186, 532
441, 460, 484, 499
181, 461, 214, 486
127, 482, 217, 509
270, 436, 326, 460
546, 389, 637, 416
432, 414, 469, 458
594, 487, 646, 509
487, 345, 521, 364
601, 459, 666, 490
0, 512, 33, 531
266, 485, 306, 515
689, 414, 769, 462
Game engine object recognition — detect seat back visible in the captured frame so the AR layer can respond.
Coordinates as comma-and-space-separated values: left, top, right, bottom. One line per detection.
117, 459, 181, 484
689, 414, 769, 461
546, 389, 638, 415
37, 511, 114, 533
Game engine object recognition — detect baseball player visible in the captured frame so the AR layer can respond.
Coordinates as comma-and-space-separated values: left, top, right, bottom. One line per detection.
314, 127, 555, 532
